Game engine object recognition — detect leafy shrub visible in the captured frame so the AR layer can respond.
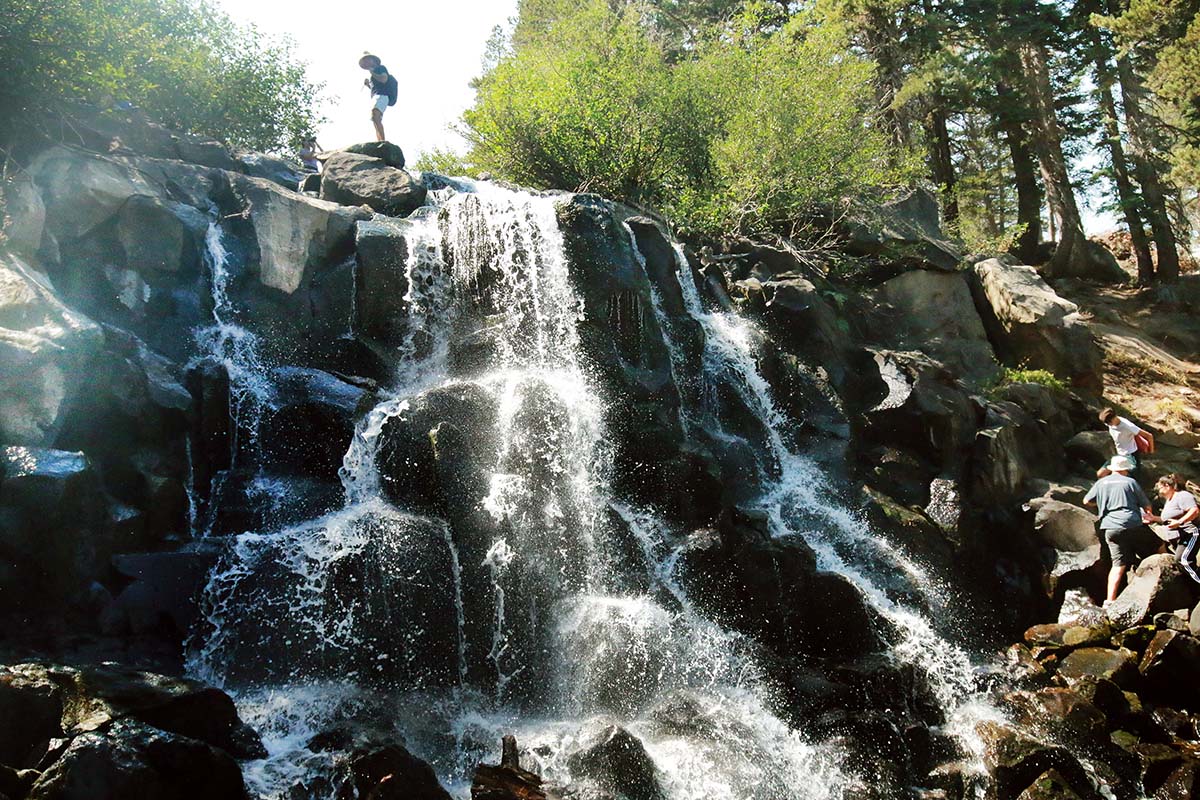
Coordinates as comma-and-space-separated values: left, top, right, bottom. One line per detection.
461, 1, 912, 236
995, 367, 1067, 392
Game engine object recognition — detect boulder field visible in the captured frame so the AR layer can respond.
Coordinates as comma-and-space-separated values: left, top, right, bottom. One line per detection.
1, 108, 1199, 799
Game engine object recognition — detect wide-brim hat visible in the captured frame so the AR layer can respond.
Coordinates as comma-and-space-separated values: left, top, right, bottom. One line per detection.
1107, 455, 1136, 472
359, 53, 381, 69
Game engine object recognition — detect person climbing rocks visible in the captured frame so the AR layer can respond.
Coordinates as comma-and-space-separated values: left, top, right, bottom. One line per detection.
1084, 455, 1157, 602
359, 52, 398, 143
1146, 473, 1200, 584
1096, 407, 1154, 477
298, 136, 321, 172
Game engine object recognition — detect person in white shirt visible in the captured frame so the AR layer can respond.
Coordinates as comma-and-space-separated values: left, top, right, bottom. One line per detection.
1146, 473, 1200, 584
1096, 407, 1154, 477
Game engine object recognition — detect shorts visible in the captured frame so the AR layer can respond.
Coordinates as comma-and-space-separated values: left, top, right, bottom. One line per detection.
1104, 525, 1159, 567
372, 95, 389, 114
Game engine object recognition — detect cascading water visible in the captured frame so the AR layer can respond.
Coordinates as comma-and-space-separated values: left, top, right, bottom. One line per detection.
186, 180, 998, 799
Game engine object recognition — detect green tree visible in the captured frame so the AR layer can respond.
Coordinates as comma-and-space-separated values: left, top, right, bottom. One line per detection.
0, 0, 324, 153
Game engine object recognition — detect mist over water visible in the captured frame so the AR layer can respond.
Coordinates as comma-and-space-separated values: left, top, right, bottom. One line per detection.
186, 181, 995, 799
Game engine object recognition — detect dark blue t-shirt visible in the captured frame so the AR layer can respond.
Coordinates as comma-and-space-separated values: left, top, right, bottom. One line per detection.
370, 70, 398, 106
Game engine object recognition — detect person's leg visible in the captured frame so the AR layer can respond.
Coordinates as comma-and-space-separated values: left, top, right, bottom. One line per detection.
371, 108, 385, 142
1178, 533, 1200, 584
1107, 564, 1127, 602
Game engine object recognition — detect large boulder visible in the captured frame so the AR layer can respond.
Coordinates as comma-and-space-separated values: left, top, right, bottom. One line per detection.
0, 447, 110, 608
860, 350, 981, 474
102, 542, 224, 637
1138, 630, 1200, 711
343, 141, 406, 169
353, 217, 414, 344
565, 725, 665, 800
26, 719, 248, 800
839, 188, 963, 273
1026, 498, 1103, 599
873, 269, 998, 384
237, 153, 304, 190
210, 173, 371, 363
970, 401, 1065, 503
259, 367, 369, 480
346, 742, 450, 800
976, 721, 1096, 800
969, 259, 1103, 395
0, 252, 104, 446
1105, 554, 1195, 628
319, 152, 426, 217
2, 174, 46, 255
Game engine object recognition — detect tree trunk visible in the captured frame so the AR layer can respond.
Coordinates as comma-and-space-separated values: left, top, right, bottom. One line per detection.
996, 82, 1042, 264
1092, 34, 1155, 283
925, 103, 960, 225
1116, 54, 1181, 281
1017, 40, 1091, 278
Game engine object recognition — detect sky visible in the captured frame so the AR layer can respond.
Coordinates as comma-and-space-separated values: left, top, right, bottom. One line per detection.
214, 0, 519, 161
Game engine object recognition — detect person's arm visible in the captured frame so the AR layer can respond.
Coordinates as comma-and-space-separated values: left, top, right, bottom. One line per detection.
1141, 430, 1155, 453
1083, 485, 1098, 508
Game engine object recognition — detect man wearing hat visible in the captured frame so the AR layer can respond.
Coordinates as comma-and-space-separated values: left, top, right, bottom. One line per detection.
1084, 455, 1157, 602
359, 52, 398, 142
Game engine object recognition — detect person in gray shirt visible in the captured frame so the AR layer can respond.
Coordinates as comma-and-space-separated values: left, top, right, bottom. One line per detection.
1084, 455, 1157, 602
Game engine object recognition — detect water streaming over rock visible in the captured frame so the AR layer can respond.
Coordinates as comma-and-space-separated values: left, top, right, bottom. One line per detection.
187, 182, 999, 799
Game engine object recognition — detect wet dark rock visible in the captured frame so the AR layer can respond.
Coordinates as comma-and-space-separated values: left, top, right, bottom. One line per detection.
1064, 431, 1112, 471
1016, 769, 1084, 800
343, 142, 406, 169
1005, 644, 1050, 687
859, 350, 980, 474
1125, 743, 1183, 795
348, 742, 450, 800
968, 259, 1103, 396
565, 725, 664, 800
970, 401, 1065, 503
1155, 760, 1200, 798
26, 719, 248, 800
353, 217, 413, 343
1139, 630, 1200, 711
199, 508, 461, 691
1106, 555, 1195, 628
472, 736, 551, 800
0, 446, 110, 608
1004, 688, 1108, 747
976, 721, 1097, 800
0, 664, 64, 768
101, 542, 223, 637
203, 470, 344, 537
260, 367, 369, 480
1056, 647, 1138, 687
320, 152, 426, 216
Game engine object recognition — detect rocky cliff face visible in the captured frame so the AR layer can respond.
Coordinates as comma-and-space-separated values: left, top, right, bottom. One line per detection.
2, 111, 1200, 800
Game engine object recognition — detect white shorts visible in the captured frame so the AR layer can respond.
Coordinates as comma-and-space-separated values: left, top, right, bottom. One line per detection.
372, 95, 389, 114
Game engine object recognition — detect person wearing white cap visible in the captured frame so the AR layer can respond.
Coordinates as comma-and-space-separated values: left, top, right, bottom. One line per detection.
1084, 455, 1157, 602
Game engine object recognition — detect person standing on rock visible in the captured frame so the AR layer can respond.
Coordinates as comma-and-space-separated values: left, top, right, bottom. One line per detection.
1084, 455, 1158, 602
1146, 473, 1200, 585
1096, 408, 1154, 477
359, 52, 398, 143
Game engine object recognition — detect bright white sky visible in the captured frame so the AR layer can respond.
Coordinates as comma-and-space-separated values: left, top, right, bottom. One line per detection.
214, 0, 519, 161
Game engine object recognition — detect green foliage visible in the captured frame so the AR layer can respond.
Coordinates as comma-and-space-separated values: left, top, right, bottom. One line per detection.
463, 0, 913, 237
413, 147, 478, 178
0, 0, 324, 153
991, 367, 1068, 393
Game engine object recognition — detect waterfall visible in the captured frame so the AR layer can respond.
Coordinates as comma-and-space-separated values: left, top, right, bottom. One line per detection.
187, 182, 995, 799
